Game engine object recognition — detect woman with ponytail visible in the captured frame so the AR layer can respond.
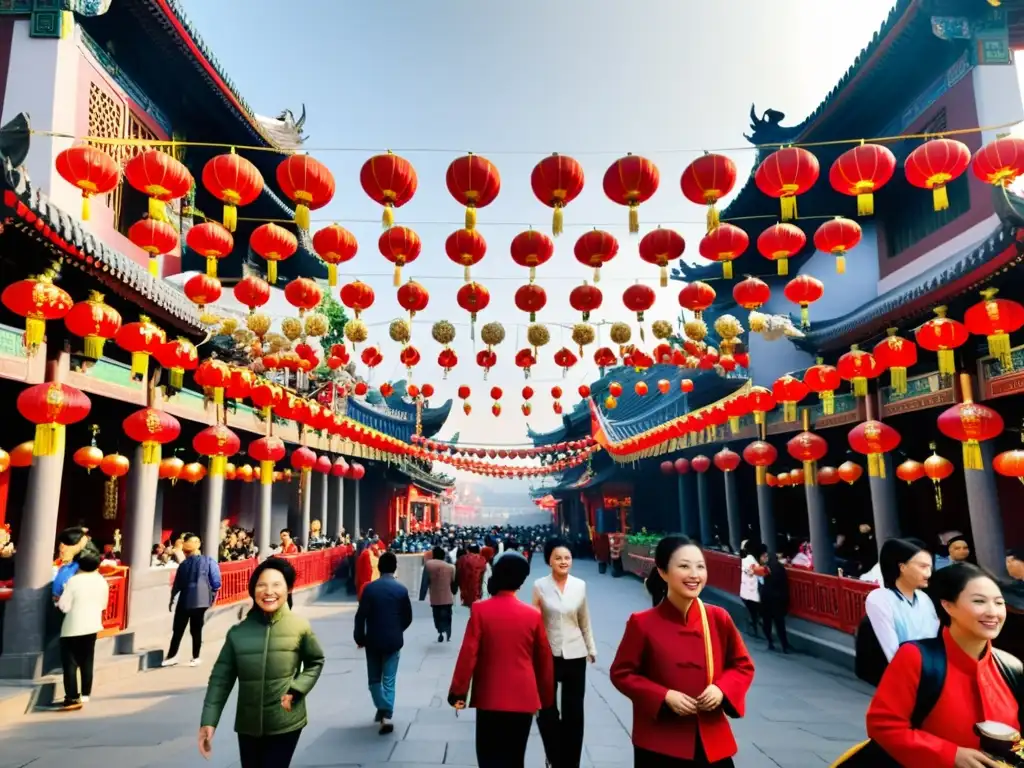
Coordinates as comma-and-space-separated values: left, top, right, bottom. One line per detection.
610, 536, 754, 766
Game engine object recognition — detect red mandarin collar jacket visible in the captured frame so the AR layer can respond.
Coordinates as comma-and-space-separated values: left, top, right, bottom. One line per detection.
610, 599, 755, 763
867, 627, 1021, 767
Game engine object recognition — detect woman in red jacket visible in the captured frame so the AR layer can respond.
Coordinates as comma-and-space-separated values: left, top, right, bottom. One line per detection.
448, 552, 555, 767
865, 562, 1021, 768
610, 536, 755, 766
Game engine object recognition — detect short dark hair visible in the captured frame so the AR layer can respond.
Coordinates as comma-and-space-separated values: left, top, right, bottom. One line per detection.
57, 526, 88, 547
377, 552, 398, 574
469, 544, 480, 554
878, 538, 929, 589
75, 549, 102, 573
487, 552, 530, 594
1007, 547, 1024, 561
248, 557, 297, 599
929, 562, 1000, 627
543, 537, 572, 565
280, 528, 292, 536
432, 546, 446, 560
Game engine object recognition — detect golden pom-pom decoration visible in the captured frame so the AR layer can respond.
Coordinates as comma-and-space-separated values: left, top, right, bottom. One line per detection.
304, 312, 328, 338
480, 321, 506, 348
246, 312, 271, 339
281, 316, 302, 341
389, 318, 412, 345
266, 333, 290, 352
200, 310, 222, 326
431, 319, 456, 346
232, 328, 255, 347
526, 323, 550, 352
652, 319, 674, 340
344, 318, 368, 345
610, 322, 632, 346
684, 319, 708, 342
571, 323, 595, 356
219, 317, 239, 336
713, 313, 743, 341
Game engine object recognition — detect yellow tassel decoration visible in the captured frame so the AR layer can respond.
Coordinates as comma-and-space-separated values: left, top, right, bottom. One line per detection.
393, 265, 401, 287
24, 317, 45, 351
148, 257, 159, 278
707, 205, 719, 233
853, 377, 868, 397
820, 390, 834, 416
933, 185, 949, 212
801, 306, 810, 328
169, 368, 184, 390
754, 412, 765, 426
262, 405, 272, 420
659, 266, 668, 288
891, 367, 908, 394
867, 453, 882, 477
857, 192, 874, 217
628, 204, 639, 234
382, 203, 395, 230
206, 257, 218, 278
295, 204, 311, 231
780, 196, 798, 221
729, 417, 740, 434
593, 267, 601, 284
933, 480, 943, 510
465, 206, 477, 231
81, 195, 91, 221
148, 197, 167, 222
723, 261, 733, 280
962, 440, 983, 471
836, 255, 846, 275
553, 205, 564, 237
131, 352, 148, 381
83, 335, 104, 360
938, 349, 956, 375
223, 204, 237, 232
464, 264, 471, 283
327, 264, 337, 287
267, 260, 278, 284
778, 258, 789, 276
988, 333, 1013, 371
804, 460, 817, 486
33, 423, 64, 457
210, 454, 228, 477
755, 466, 767, 485
213, 387, 224, 406
783, 401, 796, 422
261, 460, 274, 485
142, 441, 160, 465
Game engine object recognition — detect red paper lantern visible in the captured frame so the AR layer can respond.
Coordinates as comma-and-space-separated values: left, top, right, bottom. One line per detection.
183, 273, 222, 309
674, 458, 690, 475
2, 275, 73, 354
347, 462, 366, 481
963, 288, 1024, 371
123, 149, 193, 222
397, 280, 430, 317
314, 455, 332, 475
783, 275, 824, 329
128, 218, 179, 277
639, 228, 685, 287
340, 280, 375, 318
290, 446, 317, 473
634, 381, 648, 397
101, 453, 131, 479
660, 460, 675, 476
713, 448, 740, 472
733, 277, 770, 312
445, 228, 487, 282
276, 154, 335, 230
578, 385, 591, 398
993, 448, 1024, 483
678, 281, 716, 319
55, 145, 120, 220
553, 348, 578, 375
446, 153, 501, 230
509, 230, 554, 284
698, 223, 748, 280
937, 383, 1004, 470
531, 153, 584, 236
813, 217, 862, 275
438, 349, 458, 376
622, 283, 655, 324
312, 224, 358, 287
514, 284, 547, 322
159, 456, 183, 482
657, 379, 670, 394
202, 151, 264, 232
574, 230, 619, 283
757, 222, 806, 276
905, 138, 971, 211
817, 466, 840, 486
915, 305, 968, 376
250, 223, 297, 284
772, 375, 808, 422
122, 407, 181, 464
746, 386, 774, 425
787, 431, 828, 484
594, 347, 617, 370
284, 277, 323, 316
456, 282, 490, 329
360, 151, 418, 228
603, 154, 659, 233
837, 345, 882, 397
896, 459, 925, 484
569, 283, 603, 322
742, 441, 778, 485
691, 455, 711, 473
155, 337, 198, 390
873, 329, 918, 394
17, 382, 91, 456
195, 358, 231, 404
233, 275, 271, 314
838, 460, 863, 485
64, 291, 122, 361
115, 315, 165, 381
848, 421, 901, 477
754, 147, 820, 221
186, 222, 234, 279
72, 444, 101, 473
829, 143, 896, 216
972, 135, 1024, 187
379, 226, 422, 286
681, 153, 737, 232
803, 359, 841, 415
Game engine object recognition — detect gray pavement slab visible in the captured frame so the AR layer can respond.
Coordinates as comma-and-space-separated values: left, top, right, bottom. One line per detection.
0, 560, 872, 767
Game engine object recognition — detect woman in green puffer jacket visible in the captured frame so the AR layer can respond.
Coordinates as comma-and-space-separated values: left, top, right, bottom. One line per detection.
197, 558, 325, 767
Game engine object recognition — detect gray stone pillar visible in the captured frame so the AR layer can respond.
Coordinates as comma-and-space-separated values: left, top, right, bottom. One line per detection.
868, 454, 900, 554
804, 468, 836, 575
201, 472, 225, 559
299, 470, 312, 547
334, 475, 345, 538
0, 441, 67, 679
755, 479, 776, 553
237, 483, 256, 531
256, 473, 273, 560
964, 442, 1008, 576
354, 480, 361, 537
152, 483, 165, 547
679, 474, 700, 540
316, 472, 328, 536
122, 443, 160, 570
695, 472, 712, 547
723, 471, 742, 553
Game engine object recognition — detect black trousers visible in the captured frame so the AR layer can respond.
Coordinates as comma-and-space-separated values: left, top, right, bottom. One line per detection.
742, 599, 760, 634
537, 655, 587, 768
761, 607, 789, 650
476, 710, 532, 767
238, 729, 303, 768
634, 739, 735, 766
431, 604, 453, 637
168, 606, 207, 660
60, 632, 97, 701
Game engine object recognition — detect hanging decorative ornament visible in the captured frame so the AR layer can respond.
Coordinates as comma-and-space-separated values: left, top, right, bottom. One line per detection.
569, 282, 603, 322
2, 271, 73, 355
379, 226, 422, 287
509, 229, 554, 284
195, 358, 231, 405
838, 460, 864, 485
594, 346, 617, 374
345, 318, 369, 349
772, 374, 809, 422
747, 385, 775, 426
232, 275, 271, 315
697, 223, 747, 280
574, 229, 619, 282
895, 459, 925, 484
456, 281, 489, 340
476, 349, 497, 380
873, 328, 918, 394
64, 291, 122, 361
186, 222, 234, 279
848, 420, 901, 478
399, 345, 421, 378
603, 153, 659, 233
639, 227, 685, 287
122, 406, 182, 465
389, 318, 412, 346
803, 359, 841, 415
73, 426, 103, 472
123, 149, 193, 222
201, 149, 264, 232
723, 392, 749, 432
609, 322, 632, 356
678, 280, 716, 320
527, 323, 550, 355
553, 347, 578, 377
837, 344, 882, 397
787, 426, 829, 486
360, 344, 382, 370
515, 347, 537, 379
571, 323, 595, 356
446, 153, 501, 230
742, 439, 777, 485
311, 224, 358, 287
622, 283, 656, 332
993, 437, 1024, 484
514, 283, 547, 322
680, 152, 737, 232
55, 145, 120, 220
440, 228, 487, 283
813, 217, 862, 275
829, 143, 897, 216
128, 218, 179, 278
194, 423, 241, 477
16, 382, 91, 457
155, 337, 198, 390
732, 278, 770, 319
923, 443, 954, 509
905, 138, 971, 211
490, 386, 503, 418
531, 153, 585, 236
184, 273, 222, 309
757, 222, 806, 276
276, 154, 335, 231
937, 374, 1004, 470
115, 315, 165, 381
915, 305, 968, 378
972, 135, 1024, 187
250, 223, 297, 284
397, 280, 430, 322
438, 348, 458, 378
340, 280, 375, 318
754, 146, 820, 221
360, 151, 418, 229
284, 277, 323, 317
783, 274, 824, 329
964, 288, 1024, 371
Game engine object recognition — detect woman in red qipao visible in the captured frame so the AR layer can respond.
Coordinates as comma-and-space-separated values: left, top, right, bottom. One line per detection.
457, 545, 487, 606
355, 543, 379, 601
864, 563, 1021, 768
610, 536, 754, 766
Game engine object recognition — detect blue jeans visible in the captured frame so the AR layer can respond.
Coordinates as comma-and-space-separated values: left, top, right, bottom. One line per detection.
366, 649, 400, 718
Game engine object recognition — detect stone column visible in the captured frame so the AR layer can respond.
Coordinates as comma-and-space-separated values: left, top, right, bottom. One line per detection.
868, 454, 900, 553
151, 483, 165, 546
676, 475, 687, 535
256, 468, 274, 560
964, 439, 1008, 576
299, 469, 312, 547
804, 468, 836, 575
201, 469, 225, 558
316, 472, 328, 535
695, 472, 712, 547
334, 475, 345, 538
353, 480, 361, 537
754, 469, 776, 552
722, 470, 742, 553
122, 443, 160, 570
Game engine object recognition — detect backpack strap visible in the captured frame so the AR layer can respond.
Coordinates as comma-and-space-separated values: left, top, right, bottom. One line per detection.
992, 648, 1024, 710
908, 637, 947, 730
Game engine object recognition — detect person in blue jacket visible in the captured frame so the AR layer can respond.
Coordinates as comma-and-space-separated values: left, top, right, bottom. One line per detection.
162, 533, 221, 667
53, 527, 99, 600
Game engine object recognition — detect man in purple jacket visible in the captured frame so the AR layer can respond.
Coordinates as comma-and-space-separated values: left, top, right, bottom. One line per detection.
162, 534, 221, 667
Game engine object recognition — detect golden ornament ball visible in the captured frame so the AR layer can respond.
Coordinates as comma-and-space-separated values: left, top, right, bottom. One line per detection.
527, 323, 550, 349
683, 319, 708, 342
281, 317, 302, 341
344, 318, 368, 344
389, 318, 412, 344
480, 321, 506, 347
610, 322, 632, 346
431, 320, 456, 346
246, 312, 271, 339
571, 323, 595, 352
713, 314, 743, 340
304, 312, 328, 338
651, 319, 674, 340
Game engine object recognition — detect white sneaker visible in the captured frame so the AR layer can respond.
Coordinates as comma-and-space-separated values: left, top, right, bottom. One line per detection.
80, 696, 89, 703
161, 656, 179, 667
189, 658, 202, 667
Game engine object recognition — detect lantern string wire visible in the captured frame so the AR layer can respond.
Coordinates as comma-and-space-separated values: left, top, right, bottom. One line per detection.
228, 213, 829, 228
28, 118, 1023, 155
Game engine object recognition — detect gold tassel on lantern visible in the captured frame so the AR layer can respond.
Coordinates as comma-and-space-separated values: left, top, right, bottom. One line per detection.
938, 349, 955, 376
267, 260, 278, 284
382, 202, 394, 229
800, 305, 810, 328
131, 352, 149, 380
465, 205, 477, 231
755, 465, 767, 485
836, 255, 846, 275
81, 194, 91, 222
206, 257, 218, 278
142, 441, 160, 465
593, 267, 601, 283
933, 479, 944, 509
659, 266, 668, 288
148, 257, 158, 278
223, 203, 237, 233
729, 417, 740, 434
853, 377, 868, 398
777, 258, 789, 276
754, 411, 765, 426
167, 368, 183, 391
212, 387, 224, 406
783, 401, 796, 422
326, 264, 338, 287
260, 459, 274, 485
103, 476, 118, 520
867, 452, 885, 477
857, 189, 874, 217
962, 439, 983, 471
83, 335, 104, 360
780, 195, 798, 221
819, 390, 835, 415
804, 460, 817, 486
294, 202, 311, 231
628, 203, 639, 234
891, 367, 908, 394
988, 333, 1013, 371
24, 317, 45, 351
393, 264, 401, 287
932, 185, 949, 212
210, 454, 228, 477
723, 262, 733, 280
148, 196, 167, 222
33, 423, 64, 457
553, 205, 564, 237
706, 204, 720, 233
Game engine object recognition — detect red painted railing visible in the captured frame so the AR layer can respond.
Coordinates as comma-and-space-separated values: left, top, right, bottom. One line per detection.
100, 567, 130, 636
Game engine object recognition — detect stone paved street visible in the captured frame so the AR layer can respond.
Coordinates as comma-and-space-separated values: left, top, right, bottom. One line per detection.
0, 560, 874, 767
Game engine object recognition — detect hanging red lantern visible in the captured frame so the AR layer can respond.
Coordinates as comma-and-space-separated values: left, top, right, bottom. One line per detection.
915, 305, 968, 377
155, 337, 198, 390
813, 217, 862, 275
514, 284, 547, 322
745, 385, 773, 425
674, 458, 690, 475
723, 393, 749, 433
360, 151, 418, 228
838, 460, 864, 485
924, 445, 954, 509
101, 453, 131, 479
456, 282, 490, 335
290, 446, 317, 474
972, 135, 1024, 187
713, 448, 741, 473
73, 443, 103, 473
531, 153, 585, 236
510, 230, 554, 283
17, 383, 91, 458
993, 447, 1024, 483
815, 466, 839, 486
8, 441, 32, 469
55, 145, 120, 220
195, 358, 231, 404
757, 223, 806, 276
115, 315, 165, 381
657, 379, 670, 395
347, 462, 366, 481
128, 219, 179, 278
340, 280, 375, 318
678, 281, 716, 320
202, 150, 264, 231
476, 349, 496, 378
639, 228, 685, 287
446, 153, 501, 230
123, 149, 193, 222
233, 275, 271, 314
312, 224, 358, 287
65, 291, 122, 361
438, 349, 459, 376
937, 375, 1004, 470
754, 147, 819, 221
905, 138, 971, 211
569, 283, 603, 322
848, 420, 901, 478
399, 345, 421, 374
895, 459, 925, 484
787, 429, 828, 483
361, 346, 383, 370
284, 277, 323, 316
594, 347, 617, 371
964, 288, 1024, 371
837, 345, 882, 397
783, 275, 824, 329
698, 223, 747, 280
379, 226, 422, 286
873, 329, 918, 394
183, 273, 222, 309
660, 460, 675, 476
2, 274, 72, 354
803, 359, 841, 415
578, 385, 591, 398
603, 154, 659, 233
680, 152, 737, 232
732, 277, 770, 312
553, 348, 578, 376
397, 280, 430, 318
574, 230, 619, 283
186, 222, 234, 279
445, 228, 487, 282
772, 375, 808, 422
159, 456, 184, 483
180, 461, 207, 484
691, 455, 711, 473
122, 407, 181, 465
622, 283, 655, 324
276, 154, 335, 230
250, 223, 298, 284
829, 143, 896, 216
515, 348, 537, 378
